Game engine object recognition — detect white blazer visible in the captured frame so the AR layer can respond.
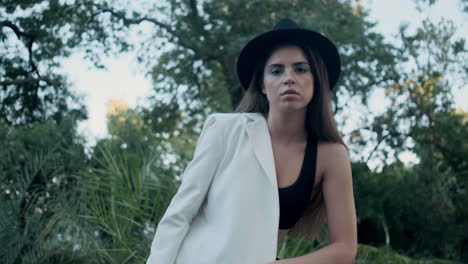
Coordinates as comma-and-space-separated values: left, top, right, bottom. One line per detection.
147, 112, 282, 264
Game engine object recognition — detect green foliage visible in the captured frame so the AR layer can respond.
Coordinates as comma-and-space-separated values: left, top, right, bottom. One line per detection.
356, 244, 464, 264
276, 237, 465, 263
351, 21, 468, 257
0, 117, 91, 263
79, 145, 179, 263
73, 103, 198, 262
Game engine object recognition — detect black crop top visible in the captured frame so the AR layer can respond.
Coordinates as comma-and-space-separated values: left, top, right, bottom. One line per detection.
278, 134, 318, 229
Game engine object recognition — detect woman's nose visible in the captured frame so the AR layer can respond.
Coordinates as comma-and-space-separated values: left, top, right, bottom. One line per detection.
284, 79, 295, 85
283, 69, 296, 85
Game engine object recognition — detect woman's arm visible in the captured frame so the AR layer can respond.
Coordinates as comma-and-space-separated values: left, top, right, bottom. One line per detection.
271, 143, 357, 264
146, 114, 225, 264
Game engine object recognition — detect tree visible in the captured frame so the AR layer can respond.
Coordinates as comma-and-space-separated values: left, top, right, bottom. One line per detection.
83, 0, 398, 132
0, 0, 136, 124
413, 0, 468, 13
352, 19, 467, 261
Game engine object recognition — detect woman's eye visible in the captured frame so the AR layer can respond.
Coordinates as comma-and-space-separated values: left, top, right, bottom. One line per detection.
296, 67, 310, 73
268, 68, 282, 75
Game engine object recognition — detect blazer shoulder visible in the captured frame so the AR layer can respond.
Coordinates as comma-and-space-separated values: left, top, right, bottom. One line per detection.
205, 112, 262, 138
206, 112, 246, 128
208, 112, 242, 121
209, 112, 262, 123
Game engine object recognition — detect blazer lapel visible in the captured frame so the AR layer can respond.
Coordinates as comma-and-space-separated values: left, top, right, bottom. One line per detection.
243, 113, 278, 188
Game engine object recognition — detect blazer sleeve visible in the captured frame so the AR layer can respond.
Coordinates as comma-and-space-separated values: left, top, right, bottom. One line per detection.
146, 114, 224, 264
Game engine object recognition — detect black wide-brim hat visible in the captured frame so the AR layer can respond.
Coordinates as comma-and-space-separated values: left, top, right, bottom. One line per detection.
236, 18, 341, 91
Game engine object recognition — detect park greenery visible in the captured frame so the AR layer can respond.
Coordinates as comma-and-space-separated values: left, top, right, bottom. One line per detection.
1, 0, 467, 263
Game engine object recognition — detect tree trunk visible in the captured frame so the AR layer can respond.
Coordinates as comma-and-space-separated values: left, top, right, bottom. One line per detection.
382, 214, 390, 247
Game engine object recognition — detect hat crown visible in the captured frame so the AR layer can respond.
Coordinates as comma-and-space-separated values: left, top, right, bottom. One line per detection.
272, 18, 301, 30
237, 18, 341, 91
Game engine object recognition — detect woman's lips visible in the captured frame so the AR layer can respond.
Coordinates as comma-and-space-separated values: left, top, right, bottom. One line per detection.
281, 89, 299, 96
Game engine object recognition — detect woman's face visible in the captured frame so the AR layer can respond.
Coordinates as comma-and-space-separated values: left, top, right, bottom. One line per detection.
262, 45, 314, 113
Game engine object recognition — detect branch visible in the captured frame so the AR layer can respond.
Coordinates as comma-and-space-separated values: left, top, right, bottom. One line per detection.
343, 126, 373, 136
0, 20, 39, 76
365, 133, 392, 164
190, 0, 199, 17
1, 20, 34, 40
91, 3, 195, 52
0, 77, 62, 86
405, 79, 434, 123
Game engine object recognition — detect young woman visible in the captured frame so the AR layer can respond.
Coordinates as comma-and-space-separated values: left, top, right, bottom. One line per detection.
147, 18, 357, 264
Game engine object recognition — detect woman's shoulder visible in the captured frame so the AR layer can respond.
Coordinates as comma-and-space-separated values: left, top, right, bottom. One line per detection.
317, 141, 348, 157
316, 141, 350, 179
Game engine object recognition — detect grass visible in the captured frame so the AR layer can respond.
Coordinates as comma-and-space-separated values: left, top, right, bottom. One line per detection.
277, 236, 463, 264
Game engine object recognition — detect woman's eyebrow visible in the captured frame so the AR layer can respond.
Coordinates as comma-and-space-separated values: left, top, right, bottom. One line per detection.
294, 62, 310, 66
266, 61, 310, 68
267, 63, 284, 68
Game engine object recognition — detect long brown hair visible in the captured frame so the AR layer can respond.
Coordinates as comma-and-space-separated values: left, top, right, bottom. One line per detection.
234, 41, 345, 241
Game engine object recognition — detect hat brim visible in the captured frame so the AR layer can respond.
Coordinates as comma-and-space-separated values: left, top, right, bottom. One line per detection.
236, 28, 341, 91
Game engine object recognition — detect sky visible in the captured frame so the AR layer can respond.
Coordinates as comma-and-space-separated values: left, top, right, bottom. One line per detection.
62, 0, 468, 149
